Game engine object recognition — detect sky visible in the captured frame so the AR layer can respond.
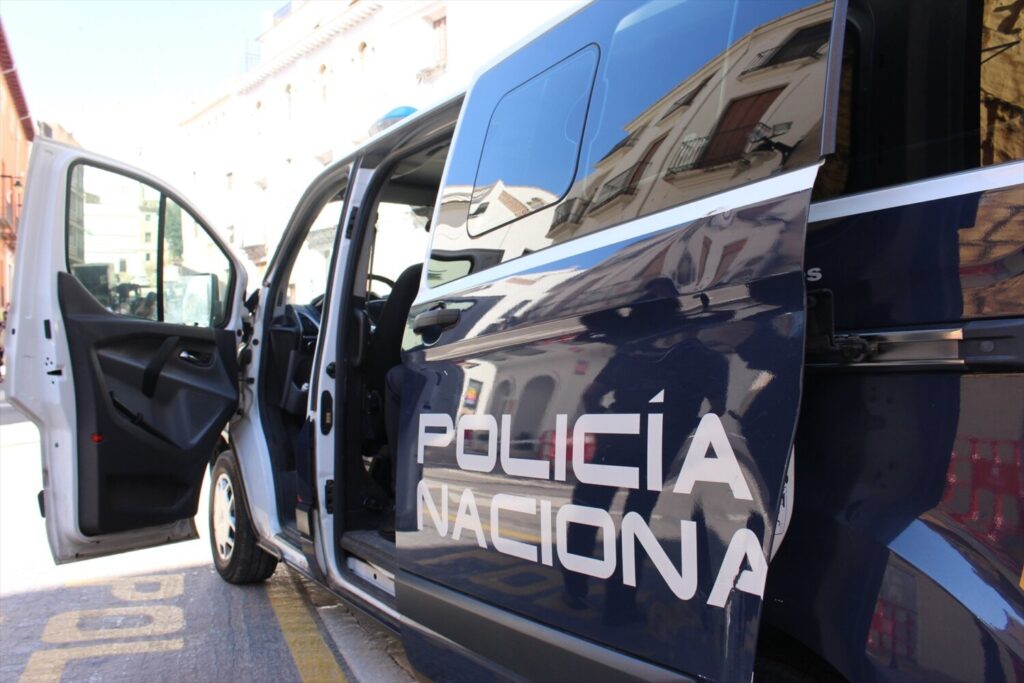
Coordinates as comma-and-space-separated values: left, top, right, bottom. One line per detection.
0, 0, 283, 157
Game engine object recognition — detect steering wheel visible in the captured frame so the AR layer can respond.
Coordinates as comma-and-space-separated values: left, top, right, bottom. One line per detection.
367, 273, 396, 301
368, 273, 395, 289
285, 304, 305, 343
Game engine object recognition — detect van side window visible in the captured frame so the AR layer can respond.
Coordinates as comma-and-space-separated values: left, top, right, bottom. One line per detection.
467, 47, 598, 237
66, 164, 233, 326
162, 198, 232, 326
429, 0, 838, 287
814, 0, 1023, 200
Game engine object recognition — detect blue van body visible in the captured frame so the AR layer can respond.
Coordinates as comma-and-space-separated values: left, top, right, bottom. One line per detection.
26, 0, 1021, 680
387, 1, 1023, 680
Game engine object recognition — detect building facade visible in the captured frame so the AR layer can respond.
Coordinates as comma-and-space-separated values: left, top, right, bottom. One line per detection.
170, 0, 578, 282
0, 19, 33, 316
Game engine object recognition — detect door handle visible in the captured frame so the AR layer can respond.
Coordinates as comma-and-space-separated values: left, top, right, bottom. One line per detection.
178, 349, 211, 365
412, 308, 460, 335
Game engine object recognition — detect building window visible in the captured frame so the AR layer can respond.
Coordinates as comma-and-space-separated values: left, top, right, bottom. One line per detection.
761, 23, 830, 69
592, 136, 666, 211
700, 88, 784, 167
432, 15, 448, 67
660, 76, 712, 120
144, 232, 152, 242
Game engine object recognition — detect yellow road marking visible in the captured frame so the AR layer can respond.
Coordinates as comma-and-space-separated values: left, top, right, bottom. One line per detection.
266, 571, 347, 683
41, 605, 184, 643
19, 638, 184, 682
110, 574, 185, 601
64, 573, 185, 601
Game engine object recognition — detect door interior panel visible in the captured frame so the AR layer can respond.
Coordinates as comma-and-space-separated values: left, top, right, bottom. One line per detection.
58, 272, 238, 536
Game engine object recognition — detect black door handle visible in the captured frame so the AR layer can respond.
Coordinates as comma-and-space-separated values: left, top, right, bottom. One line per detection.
412, 308, 460, 335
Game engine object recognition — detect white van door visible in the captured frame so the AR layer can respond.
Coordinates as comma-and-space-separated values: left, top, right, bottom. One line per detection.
7, 139, 247, 563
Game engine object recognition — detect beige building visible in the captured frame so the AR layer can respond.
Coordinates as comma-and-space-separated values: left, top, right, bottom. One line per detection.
548, 2, 834, 250
170, 0, 578, 281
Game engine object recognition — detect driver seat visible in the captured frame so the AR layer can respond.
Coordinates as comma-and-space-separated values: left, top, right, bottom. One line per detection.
364, 263, 422, 423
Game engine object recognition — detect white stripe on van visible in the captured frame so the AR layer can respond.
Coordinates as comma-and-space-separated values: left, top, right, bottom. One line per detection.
809, 161, 1024, 222
420, 163, 821, 301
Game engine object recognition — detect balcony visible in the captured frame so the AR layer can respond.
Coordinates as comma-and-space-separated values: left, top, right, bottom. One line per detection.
666, 122, 773, 175
590, 162, 649, 211
666, 136, 711, 174
550, 197, 590, 230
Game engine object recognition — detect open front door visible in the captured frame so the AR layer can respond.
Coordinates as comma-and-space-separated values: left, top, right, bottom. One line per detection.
397, 1, 844, 681
8, 139, 246, 563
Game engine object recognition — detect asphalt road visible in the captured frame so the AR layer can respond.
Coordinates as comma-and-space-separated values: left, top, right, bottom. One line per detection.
0, 395, 415, 683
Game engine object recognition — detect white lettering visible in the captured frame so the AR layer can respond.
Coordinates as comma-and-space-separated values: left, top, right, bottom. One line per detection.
622, 512, 697, 600
674, 413, 753, 500
490, 494, 538, 562
707, 528, 768, 607
418, 413, 454, 464
573, 414, 640, 489
647, 412, 663, 491
452, 487, 486, 548
540, 500, 553, 566
556, 504, 616, 579
554, 414, 568, 481
501, 414, 550, 479
416, 480, 449, 536
413, 391, 779, 611
456, 414, 498, 472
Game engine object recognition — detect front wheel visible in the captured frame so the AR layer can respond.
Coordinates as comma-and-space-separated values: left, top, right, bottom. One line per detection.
209, 449, 278, 584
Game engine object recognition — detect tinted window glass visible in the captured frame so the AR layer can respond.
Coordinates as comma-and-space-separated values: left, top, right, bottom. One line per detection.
67, 165, 160, 318
66, 163, 233, 327
429, 0, 836, 287
815, 0, 1023, 199
467, 47, 598, 236
163, 199, 232, 326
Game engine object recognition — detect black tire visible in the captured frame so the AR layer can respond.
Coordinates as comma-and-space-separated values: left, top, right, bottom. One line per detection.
209, 449, 278, 584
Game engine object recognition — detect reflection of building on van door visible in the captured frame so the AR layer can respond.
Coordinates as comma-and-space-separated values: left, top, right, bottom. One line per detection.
545, 2, 836, 248
11, 1, 1022, 682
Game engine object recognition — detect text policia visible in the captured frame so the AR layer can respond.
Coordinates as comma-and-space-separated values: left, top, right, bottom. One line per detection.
415, 391, 769, 608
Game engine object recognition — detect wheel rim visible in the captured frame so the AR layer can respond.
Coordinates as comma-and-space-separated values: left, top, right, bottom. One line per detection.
213, 473, 237, 562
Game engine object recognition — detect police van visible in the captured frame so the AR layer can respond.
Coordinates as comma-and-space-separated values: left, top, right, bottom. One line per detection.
8, 0, 1023, 680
